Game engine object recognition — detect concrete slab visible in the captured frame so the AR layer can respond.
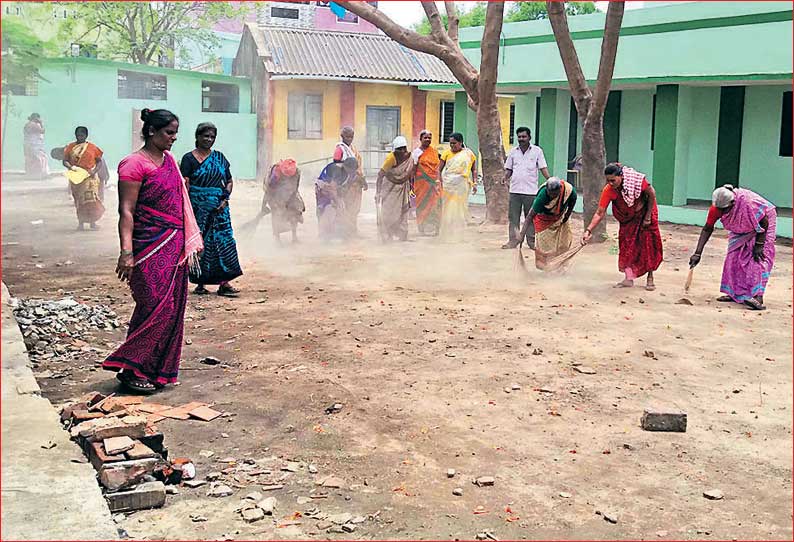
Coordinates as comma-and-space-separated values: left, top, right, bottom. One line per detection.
1, 283, 118, 540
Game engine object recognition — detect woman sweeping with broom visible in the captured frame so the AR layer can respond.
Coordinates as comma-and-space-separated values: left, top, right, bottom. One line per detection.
516, 177, 578, 271
582, 162, 663, 290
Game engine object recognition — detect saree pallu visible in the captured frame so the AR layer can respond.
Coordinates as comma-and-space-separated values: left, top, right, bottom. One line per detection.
534, 214, 573, 271
378, 157, 412, 242
414, 149, 441, 234
718, 189, 776, 302
189, 185, 243, 285
439, 150, 475, 243
611, 196, 663, 279
103, 155, 189, 385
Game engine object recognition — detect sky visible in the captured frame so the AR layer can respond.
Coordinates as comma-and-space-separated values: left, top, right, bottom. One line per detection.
376, 1, 650, 29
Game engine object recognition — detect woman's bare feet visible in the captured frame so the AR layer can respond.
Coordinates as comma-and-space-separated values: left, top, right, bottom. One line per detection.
613, 279, 634, 288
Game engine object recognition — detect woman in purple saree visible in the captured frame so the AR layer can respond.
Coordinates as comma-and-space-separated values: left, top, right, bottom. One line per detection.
103, 109, 203, 392
690, 184, 776, 311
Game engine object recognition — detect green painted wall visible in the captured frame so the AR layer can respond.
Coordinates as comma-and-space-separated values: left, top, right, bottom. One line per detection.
739, 85, 792, 208
652, 84, 679, 205
671, 86, 693, 206
683, 86, 720, 201
618, 89, 655, 177
513, 92, 539, 142
453, 91, 479, 157
1, 58, 257, 178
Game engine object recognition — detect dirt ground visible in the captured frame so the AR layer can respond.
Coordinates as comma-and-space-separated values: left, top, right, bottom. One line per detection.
2, 173, 792, 540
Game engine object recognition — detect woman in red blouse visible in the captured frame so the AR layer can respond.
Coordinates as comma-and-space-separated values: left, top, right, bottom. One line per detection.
582, 163, 664, 290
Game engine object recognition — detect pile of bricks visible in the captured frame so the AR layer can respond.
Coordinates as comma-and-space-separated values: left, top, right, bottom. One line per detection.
60, 392, 223, 512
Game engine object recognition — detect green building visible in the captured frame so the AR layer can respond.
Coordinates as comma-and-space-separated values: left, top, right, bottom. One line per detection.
423, 1, 792, 237
2, 57, 257, 178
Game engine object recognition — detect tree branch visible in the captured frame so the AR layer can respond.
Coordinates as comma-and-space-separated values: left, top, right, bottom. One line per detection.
445, 2, 460, 44
336, 1, 479, 99
590, 1, 625, 119
546, 0, 591, 117
478, 1, 505, 111
421, 1, 446, 42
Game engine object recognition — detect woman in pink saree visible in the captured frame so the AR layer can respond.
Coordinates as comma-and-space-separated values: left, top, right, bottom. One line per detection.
689, 184, 776, 311
103, 109, 203, 393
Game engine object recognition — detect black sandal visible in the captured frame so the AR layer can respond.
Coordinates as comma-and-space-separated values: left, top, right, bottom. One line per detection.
716, 295, 733, 302
116, 371, 157, 394
217, 284, 241, 297
744, 298, 766, 311
194, 285, 209, 295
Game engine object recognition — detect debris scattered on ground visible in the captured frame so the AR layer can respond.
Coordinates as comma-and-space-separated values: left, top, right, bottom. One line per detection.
703, 489, 724, 500
573, 366, 597, 375
597, 510, 619, 524
56, 390, 234, 513
676, 298, 694, 306
446, 468, 456, 478
559, 492, 572, 498
12, 297, 119, 364
324, 403, 344, 414
200, 356, 221, 365
474, 476, 495, 487
641, 408, 688, 432
453, 487, 464, 496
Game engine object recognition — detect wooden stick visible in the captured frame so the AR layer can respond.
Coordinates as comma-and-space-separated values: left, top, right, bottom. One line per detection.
684, 267, 694, 292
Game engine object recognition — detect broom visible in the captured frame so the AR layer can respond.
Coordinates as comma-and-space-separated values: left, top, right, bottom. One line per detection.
684, 267, 694, 292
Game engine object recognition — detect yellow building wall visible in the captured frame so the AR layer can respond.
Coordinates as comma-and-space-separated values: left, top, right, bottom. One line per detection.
498, 96, 515, 153
353, 83, 413, 148
271, 79, 341, 168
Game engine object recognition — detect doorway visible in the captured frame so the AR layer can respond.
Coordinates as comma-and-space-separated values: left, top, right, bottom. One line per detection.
364, 106, 400, 175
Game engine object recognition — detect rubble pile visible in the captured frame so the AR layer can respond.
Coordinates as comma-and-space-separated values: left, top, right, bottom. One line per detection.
60, 392, 223, 513
11, 297, 119, 363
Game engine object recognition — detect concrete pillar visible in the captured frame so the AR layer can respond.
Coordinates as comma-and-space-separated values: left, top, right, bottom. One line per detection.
453, 91, 478, 156
651, 84, 679, 205
339, 81, 355, 129
411, 87, 427, 146
538, 88, 558, 169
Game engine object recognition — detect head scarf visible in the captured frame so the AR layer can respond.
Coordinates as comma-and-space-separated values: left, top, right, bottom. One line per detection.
617, 166, 646, 207
392, 135, 408, 149
278, 158, 297, 178
712, 184, 736, 208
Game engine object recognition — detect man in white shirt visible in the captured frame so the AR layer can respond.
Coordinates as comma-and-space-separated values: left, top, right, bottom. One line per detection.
501, 127, 551, 249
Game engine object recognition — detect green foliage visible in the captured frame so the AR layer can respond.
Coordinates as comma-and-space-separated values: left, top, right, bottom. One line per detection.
413, 2, 488, 35
1, 18, 56, 89
505, 1, 596, 22
57, 2, 252, 65
413, 1, 597, 34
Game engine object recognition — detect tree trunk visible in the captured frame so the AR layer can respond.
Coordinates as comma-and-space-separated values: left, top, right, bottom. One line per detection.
580, 114, 607, 241
477, 100, 507, 223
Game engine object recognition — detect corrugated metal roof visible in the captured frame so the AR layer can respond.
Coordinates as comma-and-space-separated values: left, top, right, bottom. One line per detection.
250, 25, 456, 83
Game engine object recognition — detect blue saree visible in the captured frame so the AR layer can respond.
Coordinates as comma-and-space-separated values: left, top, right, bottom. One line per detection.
180, 150, 243, 285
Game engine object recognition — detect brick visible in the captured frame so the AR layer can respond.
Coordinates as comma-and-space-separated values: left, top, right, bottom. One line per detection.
87, 441, 126, 471
157, 402, 207, 420
104, 481, 166, 512
99, 458, 163, 491
72, 409, 105, 422
188, 405, 222, 422
125, 441, 157, 460
79, 391, 106, 407
71, 416, 147, 442
640, 408, 687, 432
104, 436, 136, 455
99, 398, 129, 414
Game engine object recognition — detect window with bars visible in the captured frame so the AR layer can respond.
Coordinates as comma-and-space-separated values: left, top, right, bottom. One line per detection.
509, 103, 516, 145
202, 81, 239, 113
6, 76, 38, 96
272, 6, 300, 19
288, 93, 323, 139
440, 101, 455, 143
118, 70, 167, 100
780, 91, 792, 157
